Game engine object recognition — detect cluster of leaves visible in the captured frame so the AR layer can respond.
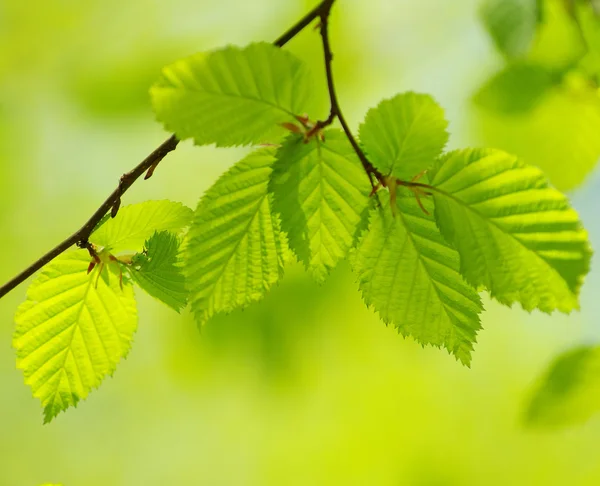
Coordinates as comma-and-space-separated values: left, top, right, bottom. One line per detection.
13, 41, 592, 422
476, 0, 600, 190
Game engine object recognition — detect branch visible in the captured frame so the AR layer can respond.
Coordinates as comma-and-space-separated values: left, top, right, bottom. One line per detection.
312, 0, 385, 188
0, 2, 329, 300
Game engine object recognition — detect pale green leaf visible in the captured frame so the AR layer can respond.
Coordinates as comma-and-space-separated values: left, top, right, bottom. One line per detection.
350, 192, 483, 366
90, 200, 192, 254
185, 148, 290, 325
473, 62, 555, 114
14, 250, 137, 423
130, 231, 187, 312
480, 0, 539, 59
430, 149, 591, 313
359, 92, 449, 179
269, 130, 372, 282
150, 42, 312, 147
526, 345, 600, 428
473, 87, 600, 191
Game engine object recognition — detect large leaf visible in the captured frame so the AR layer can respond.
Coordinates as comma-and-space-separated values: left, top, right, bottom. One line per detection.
185, 148, 290, 325
430, 149, 591, 313
130, 231, 187, 312
480, 0, 539, 59
350, 192, 483, 366
90, 200, 192, 254
14, 250, 137, 423
526, 345, 600, 428
269, 130, 372, 282
358, 92, 449, 180
150, 42, 312, 147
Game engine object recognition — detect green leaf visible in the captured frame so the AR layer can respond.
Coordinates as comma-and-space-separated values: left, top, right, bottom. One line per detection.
429, 149, 591, 313
351, 192, 482, 365
90, 200, 192, 254
358, 92, 449, 180
185, 148, 290, 325
14, 250, 137, 423
130, 231, 187, 312
269, 130, 372, 282
150, 42, 312, 147
525, 345, 600, 428
480, 0, 539, 59
473, 62, 556, 114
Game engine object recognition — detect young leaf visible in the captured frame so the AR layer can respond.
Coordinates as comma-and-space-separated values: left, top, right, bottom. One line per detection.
358, 92, 449, 179
350, 192, 483, 366
480, 0, 539, 59
525, 345, 600, 428
150, 42, 312, 147
90, 200, 192, 254
430, 149, 591, 313
473, 62, 555, 114
269, 130, 372, 282
185, 148, 290, 325
130, 231, 187, 312
13, 250, 137, 423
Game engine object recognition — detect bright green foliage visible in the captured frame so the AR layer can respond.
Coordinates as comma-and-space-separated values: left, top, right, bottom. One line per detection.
185, 148, 290, 325
473, 62, 555, 114
480, 0, 539, 59
351, 192, 483, 366
91, 200, 192, 253
359, 92, 448, 179
270, 130, 372, 282
150, 42, 312, 147
526, 345, 600, 428
430, 149, 591, 313
130, 231, 187, 312
13, 250, 137, 423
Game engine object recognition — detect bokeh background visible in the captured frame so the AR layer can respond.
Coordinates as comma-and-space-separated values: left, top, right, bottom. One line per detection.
1, 0, 600, 484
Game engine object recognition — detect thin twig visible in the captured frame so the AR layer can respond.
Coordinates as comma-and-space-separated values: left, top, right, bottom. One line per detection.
0, 1, 330, 300
312, 0, 385, 188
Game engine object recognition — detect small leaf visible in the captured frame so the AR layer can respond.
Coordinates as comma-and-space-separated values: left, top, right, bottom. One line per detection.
150, 42, 313, 147
430, 149, 591, 313
359, 92, 449, 179
130, 231, 187, 312
185, 148, 290, 325
14, 250, 137, 423
350, 192, 483, 366
473, 62, 556, 114
480, 0, 539, 59
90, 200, 192, 254
269, 130, 372, 282
525, 345, 600, 428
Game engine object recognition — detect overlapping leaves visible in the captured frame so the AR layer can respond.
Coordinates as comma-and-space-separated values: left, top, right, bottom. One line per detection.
270, 130, 372, 282
13, 39, 594, 423
14, 201, 192, 421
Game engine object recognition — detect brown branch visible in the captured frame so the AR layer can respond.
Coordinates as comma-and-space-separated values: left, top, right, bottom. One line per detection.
0, 2, 329, 300
312, 0, 385, 189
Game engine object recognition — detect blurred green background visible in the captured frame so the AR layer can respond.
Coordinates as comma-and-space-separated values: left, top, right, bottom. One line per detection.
1, 0, 600, 484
